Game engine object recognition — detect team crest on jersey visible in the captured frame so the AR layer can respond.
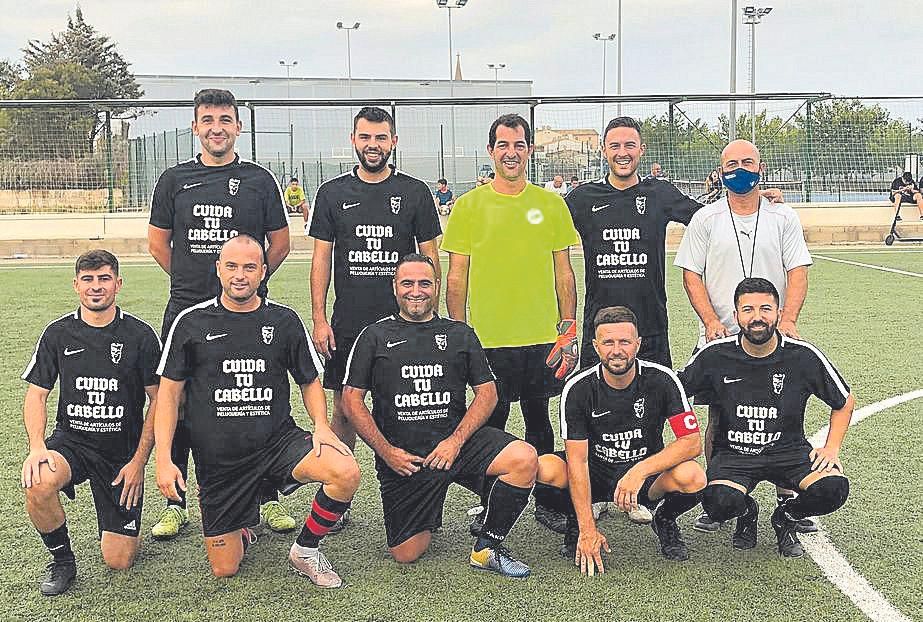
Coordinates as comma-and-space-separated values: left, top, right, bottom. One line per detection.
635, 195, 647, 215
435, 334, 447, 350
110, 342, 123, 364
526, 208, 544, 224
772, 373, 785, 395
390, 196, 402, 214
261, 326, 274, 345
633, 397, 645, 419
228, 178, 241, 196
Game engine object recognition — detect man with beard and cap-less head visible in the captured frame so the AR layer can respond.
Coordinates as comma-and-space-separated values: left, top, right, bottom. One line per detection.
675, 139, 815, 534
308, 107, 442, 532
342, 253, 538, 578
535, 305, 705, 573
678, 278, 853, 558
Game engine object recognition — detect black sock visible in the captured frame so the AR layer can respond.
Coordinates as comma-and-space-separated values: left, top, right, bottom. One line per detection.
296, 486, 351, 548
783, 477, 849, 520
521, 397, 553, 455
656, 492, 701, 522
39, 522, 74, 563
776, 492, 795, 506
258, 479, 280, 505
475, 479, 533, 551
534, 482, 573, 515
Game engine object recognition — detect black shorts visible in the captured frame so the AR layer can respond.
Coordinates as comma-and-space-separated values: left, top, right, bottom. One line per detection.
891, 191, 921, 202
378, 427, 517, 548
45, 429, 142, 538
194, 426, 314, 537
706, 439, 832, 492
553, 450, 659, 508
485, 343, 565, 402
580, 330, 672, 370
323, 332, 358, 390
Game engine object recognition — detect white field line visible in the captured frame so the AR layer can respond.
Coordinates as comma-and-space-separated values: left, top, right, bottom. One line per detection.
813, 254, 923, 278
804, 390, 923, 622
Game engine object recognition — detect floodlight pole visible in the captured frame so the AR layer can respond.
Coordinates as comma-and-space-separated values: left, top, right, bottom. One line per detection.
743, 5, 773, 144
488, 63, 506, 116
279, 59, 298, 175
337, 22, 360, 98
437, 0, 467, 186
594, 32, 616, 175
729, 0, 738, 141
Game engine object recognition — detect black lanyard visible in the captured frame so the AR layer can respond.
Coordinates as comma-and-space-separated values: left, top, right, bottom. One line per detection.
728, 202, 760, 278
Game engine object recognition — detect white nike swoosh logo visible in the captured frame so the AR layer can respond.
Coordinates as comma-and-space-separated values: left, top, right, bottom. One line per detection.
206, 333, 229, 341
591, 204, 610, 212
342, 202, 361, 210
386, 340, 407, 348
723, 376, 743, 383
591, 410, 611, 418
49, 545, 65, 551
182, 182, 203, 190
63, 348, 85, 356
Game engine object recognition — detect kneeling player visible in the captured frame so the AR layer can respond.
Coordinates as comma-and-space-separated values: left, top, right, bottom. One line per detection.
342, 254, 538, 578
680, 277, 853, 557
537, 306, 705, 573
155, 235, 359, 586
21, 250, 161, 595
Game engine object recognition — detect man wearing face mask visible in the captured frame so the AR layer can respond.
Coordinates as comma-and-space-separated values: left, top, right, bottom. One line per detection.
674, 139, 814, 534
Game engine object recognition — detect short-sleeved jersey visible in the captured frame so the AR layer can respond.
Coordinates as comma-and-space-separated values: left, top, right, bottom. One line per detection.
566, 176, 700, 337
435, 188, 453, 206
560, 360, 696, 479
149, 155, 289, 306
343, 315, 495, 472
284, 185, 306, 211
891, 176, 918, 194
307, 166, 442, 339
678, 333, 850, 456
157, 297, 323, 468
22, 307, 161, 461
441, 183, 580, 348
674, 197, 812, 346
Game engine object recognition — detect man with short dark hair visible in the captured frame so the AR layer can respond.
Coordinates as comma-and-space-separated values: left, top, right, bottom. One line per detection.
284, 176, 309, 223
536, 305, 705, 573
890, 171, 923, 221
342, 253, 537, 578
434, 178, 454, 214
148, 88, 294, 538
679, 277, 853, 558
308, 107, 442, 535
155, 235, 359, 586
21, 250, 161, 596
443, 113, 579, 533
566, 176, 580, 196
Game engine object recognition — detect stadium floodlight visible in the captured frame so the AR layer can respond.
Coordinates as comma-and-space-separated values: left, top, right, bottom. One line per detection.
487, 63, 507, 116
279, 59, 298, 175
336, 21, 361, 98
742, 6, 773, 143
593, 32, 617, 161
436, 0, 469, 186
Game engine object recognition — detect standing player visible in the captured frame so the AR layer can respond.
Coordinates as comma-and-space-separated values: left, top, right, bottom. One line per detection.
566, 117, 700, 372
674, 139, 814, 533
342, 254, 538, 578
679, 278, 853, 557
155, 235, 359, 585
442, 113, 579, 532
148, 88, 294, 538
21, 250, 160, 595
309, 106, 442, 531
536, 306, 705, 573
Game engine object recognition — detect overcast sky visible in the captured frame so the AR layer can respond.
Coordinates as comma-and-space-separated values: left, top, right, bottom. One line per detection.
2, 0, 922, 98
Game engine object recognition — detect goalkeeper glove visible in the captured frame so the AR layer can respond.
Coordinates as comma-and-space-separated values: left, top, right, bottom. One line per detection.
545, 319, 578, 380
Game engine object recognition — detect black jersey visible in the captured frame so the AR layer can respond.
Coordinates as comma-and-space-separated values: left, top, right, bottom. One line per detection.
678, 333, 850, 456
307, 166, 442, 339
565, 176, 700, 337
157, 297, 323, 468
343, 315, 494, 470
149, 155, 289, 306
22, 307, 161, 461
560, 359, 697, 478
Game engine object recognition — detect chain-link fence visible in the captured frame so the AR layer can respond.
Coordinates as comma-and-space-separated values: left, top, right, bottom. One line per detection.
2, 93, 923, 213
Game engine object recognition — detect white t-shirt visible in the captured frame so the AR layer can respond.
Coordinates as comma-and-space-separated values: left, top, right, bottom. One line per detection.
544, 180, 569, 196
674, 197, 812, 347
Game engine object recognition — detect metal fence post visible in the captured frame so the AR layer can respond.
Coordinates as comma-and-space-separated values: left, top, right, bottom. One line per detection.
105, 110, 114, 212
668, 102, 675, 180
250, 104, 257, 161
804, 100, 813, 203
530, 102, 537, 182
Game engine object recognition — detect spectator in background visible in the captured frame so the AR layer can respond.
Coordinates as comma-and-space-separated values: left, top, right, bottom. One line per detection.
434, 178, 454, 215
284, 177, 310, 229
890, 171, 923, 221
646, 162, 667, 181
544, 174, 569, 196
566, 176, 580, 195
702, 167, 723, 203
